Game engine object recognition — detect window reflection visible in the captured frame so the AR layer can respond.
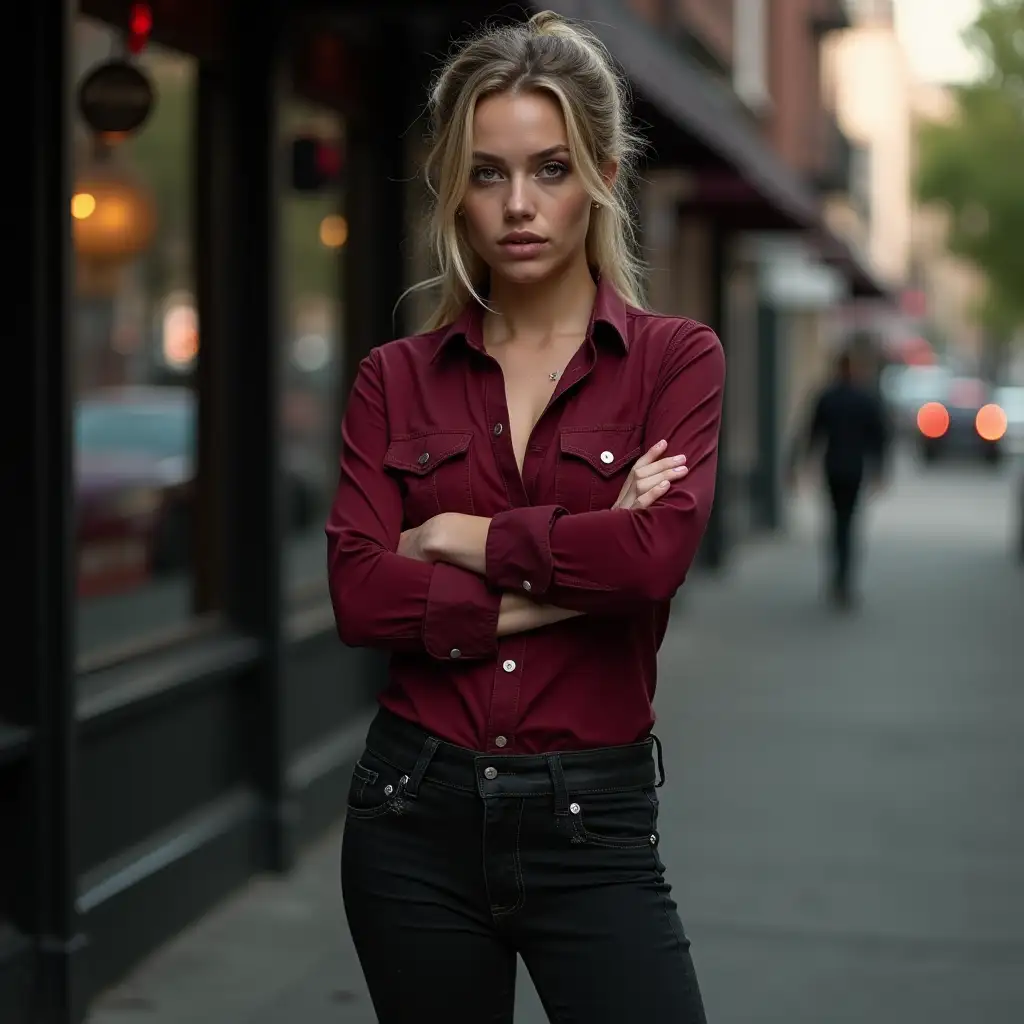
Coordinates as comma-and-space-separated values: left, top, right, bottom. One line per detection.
279, 95, 346, 603
73, 16, 201, 661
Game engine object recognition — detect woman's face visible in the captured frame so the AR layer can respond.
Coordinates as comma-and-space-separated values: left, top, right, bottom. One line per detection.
460, 90, 602, 289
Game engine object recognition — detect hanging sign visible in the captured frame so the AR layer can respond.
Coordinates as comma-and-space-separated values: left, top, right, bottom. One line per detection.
78, 60, 155, 135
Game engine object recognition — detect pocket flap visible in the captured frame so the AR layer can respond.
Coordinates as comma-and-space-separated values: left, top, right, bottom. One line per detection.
384, 431, 473, 476
559, 426, 642, 478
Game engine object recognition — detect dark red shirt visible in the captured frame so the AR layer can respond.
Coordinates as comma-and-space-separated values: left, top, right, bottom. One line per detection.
326, 279, 725, 753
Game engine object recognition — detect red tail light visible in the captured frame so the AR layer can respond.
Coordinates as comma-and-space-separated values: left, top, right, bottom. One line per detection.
975, 404, 1007, 442
917, 402, 949, 439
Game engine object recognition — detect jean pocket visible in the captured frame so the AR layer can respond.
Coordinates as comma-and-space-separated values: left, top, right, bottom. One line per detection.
564, 786, 659, 849
346, 748, 412, 820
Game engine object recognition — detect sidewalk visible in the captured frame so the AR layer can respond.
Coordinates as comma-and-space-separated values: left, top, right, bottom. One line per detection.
89, 464, 1024, 1023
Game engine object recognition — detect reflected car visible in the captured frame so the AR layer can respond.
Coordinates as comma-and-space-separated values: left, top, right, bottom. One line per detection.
75, 386, 324, 596
915, 376, 1007, 466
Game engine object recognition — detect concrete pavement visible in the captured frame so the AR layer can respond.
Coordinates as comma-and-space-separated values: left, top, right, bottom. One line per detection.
88, 457, 1024, 1023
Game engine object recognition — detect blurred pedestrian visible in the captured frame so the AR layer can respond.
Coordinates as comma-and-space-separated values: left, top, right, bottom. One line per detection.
326, 10, 723, 1023
789, 350, 890, 608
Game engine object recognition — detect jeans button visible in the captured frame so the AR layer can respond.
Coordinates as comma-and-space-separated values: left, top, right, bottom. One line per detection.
484, 766, 498, 780
569, 802, 580, 814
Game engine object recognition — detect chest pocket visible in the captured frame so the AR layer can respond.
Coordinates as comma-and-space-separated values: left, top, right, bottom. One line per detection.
383, 430, 474, 526
556, 425, 643, 513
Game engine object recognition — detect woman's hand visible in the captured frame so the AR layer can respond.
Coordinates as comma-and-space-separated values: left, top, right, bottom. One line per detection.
397, 522, 435, 562
397, 513, 489, 573
613, 440, 688, 511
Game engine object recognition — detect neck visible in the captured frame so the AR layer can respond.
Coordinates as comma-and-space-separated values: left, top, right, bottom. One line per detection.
484, 255, 597, 347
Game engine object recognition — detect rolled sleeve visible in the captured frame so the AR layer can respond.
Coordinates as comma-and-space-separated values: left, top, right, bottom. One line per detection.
422, 561, 502, 661
484, 504, 567, 598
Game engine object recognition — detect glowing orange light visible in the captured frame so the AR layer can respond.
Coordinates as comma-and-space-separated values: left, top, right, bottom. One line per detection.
72, 192, 96, 219
917, 401, 949, 439
319, 214, 348, 249
975, 403, 1007, 442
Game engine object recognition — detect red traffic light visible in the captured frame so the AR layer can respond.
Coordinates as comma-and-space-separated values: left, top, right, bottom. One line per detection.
127, 3, 153, 54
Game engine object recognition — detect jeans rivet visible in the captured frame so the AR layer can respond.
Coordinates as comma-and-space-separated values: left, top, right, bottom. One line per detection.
384, 785, 394, 796
569, 802, 580, 814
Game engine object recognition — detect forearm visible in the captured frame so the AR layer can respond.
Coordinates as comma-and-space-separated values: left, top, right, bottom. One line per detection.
496, 591, 582, 637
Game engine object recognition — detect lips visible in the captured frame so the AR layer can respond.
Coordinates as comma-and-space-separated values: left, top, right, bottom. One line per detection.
498, 233, 549, 260
499, 232, 546, 245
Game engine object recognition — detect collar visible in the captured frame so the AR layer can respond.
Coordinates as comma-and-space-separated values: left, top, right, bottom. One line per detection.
432, 274, 630, 363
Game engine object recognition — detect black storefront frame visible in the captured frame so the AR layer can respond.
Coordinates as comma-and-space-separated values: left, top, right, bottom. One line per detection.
6, 2, 408, 1021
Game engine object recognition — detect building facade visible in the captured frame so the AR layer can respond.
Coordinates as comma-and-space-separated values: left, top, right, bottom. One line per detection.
7, 1, 883, 1021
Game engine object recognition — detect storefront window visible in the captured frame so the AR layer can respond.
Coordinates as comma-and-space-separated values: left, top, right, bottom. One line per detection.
278, 94, 346, 604
72, 17, 200, 662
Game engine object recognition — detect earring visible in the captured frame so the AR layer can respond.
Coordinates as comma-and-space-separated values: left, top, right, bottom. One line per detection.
592, 201, 600, 210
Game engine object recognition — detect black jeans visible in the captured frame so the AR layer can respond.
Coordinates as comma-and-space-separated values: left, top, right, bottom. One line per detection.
826, 473, 862, 599
341, 708, 707, 1023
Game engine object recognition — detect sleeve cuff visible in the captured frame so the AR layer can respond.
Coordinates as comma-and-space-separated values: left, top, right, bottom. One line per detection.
484, 505, 566, 598
422, 561, 502, 661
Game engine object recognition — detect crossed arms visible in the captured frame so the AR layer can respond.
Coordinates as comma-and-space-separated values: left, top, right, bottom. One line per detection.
325, 324, 725, 660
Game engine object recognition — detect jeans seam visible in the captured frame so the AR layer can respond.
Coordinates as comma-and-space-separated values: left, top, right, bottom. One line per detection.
491, 798, 526, 919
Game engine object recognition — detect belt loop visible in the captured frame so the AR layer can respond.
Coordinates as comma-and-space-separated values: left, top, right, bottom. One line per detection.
546, 754, 570, 814
405, 735, 441, 798
651, 733, 666, 788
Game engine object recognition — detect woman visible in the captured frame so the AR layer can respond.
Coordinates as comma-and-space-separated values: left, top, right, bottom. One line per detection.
326, 11, 724, 1022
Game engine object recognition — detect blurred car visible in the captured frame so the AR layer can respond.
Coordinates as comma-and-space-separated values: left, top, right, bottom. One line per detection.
76, 386, 324, 596
915, 375, 1007, 466
881, 363, 954, 438
992, 384, 1024, 456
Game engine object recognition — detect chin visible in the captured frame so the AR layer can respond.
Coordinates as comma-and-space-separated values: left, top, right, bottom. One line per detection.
490, 255, 563, 289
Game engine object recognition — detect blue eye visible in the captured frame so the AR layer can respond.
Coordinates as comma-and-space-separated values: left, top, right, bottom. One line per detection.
539, 161, 570, 178
471, 166, 501, 183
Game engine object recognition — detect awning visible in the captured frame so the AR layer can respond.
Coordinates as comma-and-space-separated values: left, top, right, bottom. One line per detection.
544, 0, 822, 229
815, 232, 892, 301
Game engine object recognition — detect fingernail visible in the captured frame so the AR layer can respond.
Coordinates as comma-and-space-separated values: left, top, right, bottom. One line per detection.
659, 480, 670, 489
655, 440, 667, 449
673, 455, 686, 464
673, 465, 687, 474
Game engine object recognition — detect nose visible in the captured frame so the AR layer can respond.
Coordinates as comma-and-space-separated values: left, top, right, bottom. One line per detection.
504, 174, 536, 221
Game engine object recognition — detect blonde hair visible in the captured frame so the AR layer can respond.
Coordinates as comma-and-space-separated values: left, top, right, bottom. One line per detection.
407, 10, 647, 331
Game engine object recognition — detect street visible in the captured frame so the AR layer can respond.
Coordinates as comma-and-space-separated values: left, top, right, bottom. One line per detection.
88, 453, 1024, 1024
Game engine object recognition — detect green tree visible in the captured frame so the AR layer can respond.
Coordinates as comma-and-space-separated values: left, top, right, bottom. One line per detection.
915, 0, 1024, 370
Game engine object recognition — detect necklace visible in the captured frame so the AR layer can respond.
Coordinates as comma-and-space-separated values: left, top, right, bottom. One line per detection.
549, 370, 562, 382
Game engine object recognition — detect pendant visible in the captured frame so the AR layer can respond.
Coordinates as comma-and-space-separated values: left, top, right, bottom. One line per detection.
549, 370, 561, 382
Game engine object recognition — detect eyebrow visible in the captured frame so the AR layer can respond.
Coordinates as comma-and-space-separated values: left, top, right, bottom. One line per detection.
471, 145, 570, 164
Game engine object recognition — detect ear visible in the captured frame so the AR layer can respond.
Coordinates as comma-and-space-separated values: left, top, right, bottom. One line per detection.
600, 159, 619, 193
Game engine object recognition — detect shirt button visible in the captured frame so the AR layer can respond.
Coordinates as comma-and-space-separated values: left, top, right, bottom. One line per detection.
417, 452, 430, 465
522, 580, 532, 592
449, 648, 462, 659
502, 659, 516, 673
483, 766, 498, 780
493, 423, 503, 436
494, 735, 508, 748
600, 450, 614, 464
